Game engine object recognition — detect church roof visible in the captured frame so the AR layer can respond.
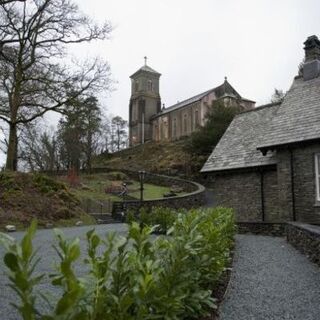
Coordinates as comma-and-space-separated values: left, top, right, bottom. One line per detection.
258, 76, 320, 152
201, 103, 280, 173
154, 79, 252, 118
130, 65, 161, 78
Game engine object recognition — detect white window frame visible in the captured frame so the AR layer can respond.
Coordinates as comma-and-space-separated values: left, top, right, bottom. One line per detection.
315, 153, 320, 202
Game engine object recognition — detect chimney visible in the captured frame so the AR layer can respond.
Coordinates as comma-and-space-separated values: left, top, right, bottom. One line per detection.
303, 35, 320, 81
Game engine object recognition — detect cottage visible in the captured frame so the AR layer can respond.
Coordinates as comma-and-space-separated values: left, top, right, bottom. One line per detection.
201, 35, 320, 223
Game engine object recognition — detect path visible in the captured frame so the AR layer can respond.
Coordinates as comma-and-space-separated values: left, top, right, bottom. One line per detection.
219, 234, 320, 320
204, 189, 215, 207
0, 224, 128, 320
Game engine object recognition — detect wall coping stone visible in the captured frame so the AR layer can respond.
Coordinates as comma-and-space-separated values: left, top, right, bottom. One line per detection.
287, 222, 320, 238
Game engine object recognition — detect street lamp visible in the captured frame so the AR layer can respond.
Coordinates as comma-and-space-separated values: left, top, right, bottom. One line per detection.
138, 170, 146, 204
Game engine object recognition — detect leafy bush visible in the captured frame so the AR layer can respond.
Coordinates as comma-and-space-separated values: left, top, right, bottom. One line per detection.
126, 206, 178, 233
0, 207, 235, 320
105, 171, 128, 181
33, 173, 67, 193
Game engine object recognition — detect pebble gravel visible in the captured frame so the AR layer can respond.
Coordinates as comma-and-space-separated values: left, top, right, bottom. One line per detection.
219, 234, 320, 320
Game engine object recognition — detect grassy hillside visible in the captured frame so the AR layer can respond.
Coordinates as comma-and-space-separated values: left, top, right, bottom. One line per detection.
69, 173, 172, 202
94, 140, 207, 176
0, 172, 94, 229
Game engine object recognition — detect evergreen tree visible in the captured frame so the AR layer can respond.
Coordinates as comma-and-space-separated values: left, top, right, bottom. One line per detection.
185, 100, 242, 156
57, 95, 102, 172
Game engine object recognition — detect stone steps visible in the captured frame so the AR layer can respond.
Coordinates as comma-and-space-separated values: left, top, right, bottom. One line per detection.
90, 213, 122, 224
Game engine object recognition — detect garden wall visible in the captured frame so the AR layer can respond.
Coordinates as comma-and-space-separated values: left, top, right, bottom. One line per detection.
286, 222, 320, 266
237, 222, 286, 237
111, 173, 206, 217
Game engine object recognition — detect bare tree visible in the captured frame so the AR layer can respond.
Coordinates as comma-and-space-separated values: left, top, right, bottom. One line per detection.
0, 0, 112, 170
0, 1, 25, 6
111, 116, 128, 152
19, 122, 59, 171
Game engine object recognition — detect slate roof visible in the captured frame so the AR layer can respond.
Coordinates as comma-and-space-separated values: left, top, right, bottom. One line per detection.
201, 103, 280, 172
153, 80, 252, 118
258, 76, 320, 151
130, 65, 161, 78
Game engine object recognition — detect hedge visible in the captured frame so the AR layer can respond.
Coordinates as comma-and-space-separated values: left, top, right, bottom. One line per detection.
0, 207, 235, 320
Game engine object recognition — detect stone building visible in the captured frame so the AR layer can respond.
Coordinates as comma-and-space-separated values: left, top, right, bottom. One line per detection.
128, 59, 255, 146
201, 35, 320, 224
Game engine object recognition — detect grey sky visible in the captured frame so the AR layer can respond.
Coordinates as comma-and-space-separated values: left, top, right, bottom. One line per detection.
1, 0, 320, 165
74, 0, 319, 117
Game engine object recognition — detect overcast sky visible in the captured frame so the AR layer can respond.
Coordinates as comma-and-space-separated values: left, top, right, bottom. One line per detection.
1, 0, 320, 166
73, 0, 319, 118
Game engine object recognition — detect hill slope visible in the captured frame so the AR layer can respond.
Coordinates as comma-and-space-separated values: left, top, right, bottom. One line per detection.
0, 172, 94, 229
94, 140, 207, 176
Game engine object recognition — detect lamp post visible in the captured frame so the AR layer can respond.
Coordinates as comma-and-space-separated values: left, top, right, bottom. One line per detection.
138, 170, 146, 205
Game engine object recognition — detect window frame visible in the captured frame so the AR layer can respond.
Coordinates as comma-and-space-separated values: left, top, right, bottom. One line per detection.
315, 153, 320, 202
147, 80, 153, 92
183, 114, 187, 133
173, 118, 177, 138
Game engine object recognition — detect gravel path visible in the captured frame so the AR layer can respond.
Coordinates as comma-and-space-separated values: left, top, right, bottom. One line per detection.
219, 234, 320, 320
0, 224, 128, 320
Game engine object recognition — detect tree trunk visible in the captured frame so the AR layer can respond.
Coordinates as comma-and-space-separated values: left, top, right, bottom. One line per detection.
6, 123, 18, 171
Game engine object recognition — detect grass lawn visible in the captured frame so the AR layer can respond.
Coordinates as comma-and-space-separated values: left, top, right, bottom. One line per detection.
68, 173, 174, 202
128, 181, 173, 200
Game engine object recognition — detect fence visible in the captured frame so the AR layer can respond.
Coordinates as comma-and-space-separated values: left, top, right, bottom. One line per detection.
80, 198, 113, 214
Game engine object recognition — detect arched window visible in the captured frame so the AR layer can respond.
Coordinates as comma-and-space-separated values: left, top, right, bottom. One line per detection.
147, 80, 153, 92
135, 80, 139, 92
195, 109, 199, 128
173, 118, 177, 138
183, 114, 187, 133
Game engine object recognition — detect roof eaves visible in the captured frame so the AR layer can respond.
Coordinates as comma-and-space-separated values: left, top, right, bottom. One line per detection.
257, 137, 320, 152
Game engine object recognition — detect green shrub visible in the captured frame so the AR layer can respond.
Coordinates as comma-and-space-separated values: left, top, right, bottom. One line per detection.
0, 207, 235, 320
33, 174, 67, 193
128, 206, 178, 233
105, 171, 128, 181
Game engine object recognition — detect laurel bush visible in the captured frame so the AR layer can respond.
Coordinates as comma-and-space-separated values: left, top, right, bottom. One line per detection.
0, 207, 235, 320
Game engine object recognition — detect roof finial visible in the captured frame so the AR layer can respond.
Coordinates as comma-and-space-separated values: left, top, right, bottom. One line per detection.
144, 56, 147, 66
224, 76, 227, 82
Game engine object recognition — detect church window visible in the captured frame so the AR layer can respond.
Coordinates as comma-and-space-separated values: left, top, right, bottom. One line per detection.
173, 118, 177, 138
315, 153, 320, 202
147, 80, 154, 92
135, 80, 139, 92
183, 114, 187, 133
195, 110, 200, 128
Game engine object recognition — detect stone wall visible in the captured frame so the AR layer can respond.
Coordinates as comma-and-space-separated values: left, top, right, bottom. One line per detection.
207, 166, 282, 222
118, 169, 199, 193
112, 185, 206, 217
286, 222, 320, 266
290, 144, 320, 223
263, 170, 282, 221
208, 170, 261, 221
275, 144, 320, 224
238, 222, 286, 237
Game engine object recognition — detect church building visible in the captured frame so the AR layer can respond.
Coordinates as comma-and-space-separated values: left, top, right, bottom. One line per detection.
128, 58, 255, 147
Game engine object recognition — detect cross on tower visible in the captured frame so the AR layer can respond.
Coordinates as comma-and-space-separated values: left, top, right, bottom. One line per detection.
144, 56, 147, 66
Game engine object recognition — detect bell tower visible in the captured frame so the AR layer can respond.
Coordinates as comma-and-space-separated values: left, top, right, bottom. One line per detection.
129, 57, 161, 146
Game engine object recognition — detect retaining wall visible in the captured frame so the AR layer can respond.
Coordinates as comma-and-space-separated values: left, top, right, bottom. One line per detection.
237, 222, 286, 237
112, 173, 206, 214
286, 222, 320, 266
